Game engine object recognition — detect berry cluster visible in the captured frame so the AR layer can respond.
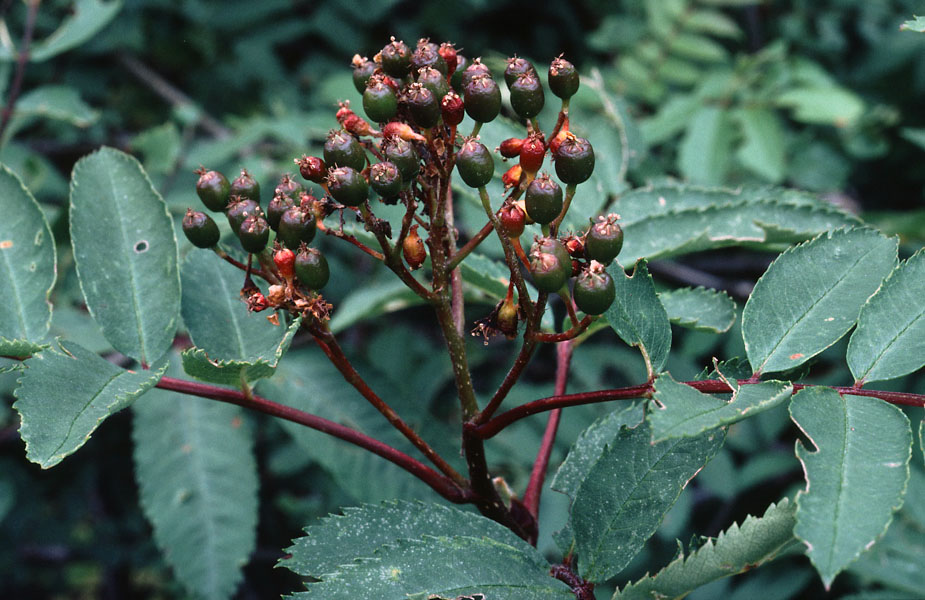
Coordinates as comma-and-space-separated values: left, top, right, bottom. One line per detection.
183, 37, 623, 335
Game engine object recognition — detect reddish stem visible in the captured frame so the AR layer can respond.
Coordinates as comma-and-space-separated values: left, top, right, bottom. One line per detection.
214, 248, 276, 283
529, 316, 594, 343
446, 221, 493, 271
523, 341, 572, 518
0, 0, 39, 145
316, 220, 385, 261
154, 376, 470, 502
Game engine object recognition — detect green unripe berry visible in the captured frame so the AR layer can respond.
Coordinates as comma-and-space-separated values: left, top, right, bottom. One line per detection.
238, 211, 270, 254
369, 161, 403, 202
554, 134, 595, 185
182, 209, 220, 248
458, 58, 490, 93
363, 79, 399, 123
464, 74, 501, 123
504, 56, 535, 87
524, 174, 563, 224
573, 262, 615, 315
327, 166, 369, 207
274, 174, 303, 200
404, 83, 441, 129
277, 206, 316, 250
450, 54, 470, 92
534, 236, 571, 271
195, 169, 231, 212
509, 71, 545, 120
379, 37, 412, 78
585, 214, 623, 265
530, 239, 570, 293
230, 169, 260, 204
383, 137, 420, 183
351, 55, 376, 94
456, 138, 494, 188
323, 129, 366, 172
410, 39, 447, 75
267, 194, 296, 231
416, 66, 450, 102
226, 197, 259, 232
549, 56, 580, 99
295, 246, 330, 290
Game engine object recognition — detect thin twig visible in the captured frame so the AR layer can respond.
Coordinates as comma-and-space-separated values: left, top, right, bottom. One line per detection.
0, 0, 40, 146
213, 248, 277, 283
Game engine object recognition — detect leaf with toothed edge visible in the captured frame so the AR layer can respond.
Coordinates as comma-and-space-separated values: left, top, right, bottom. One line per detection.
790, 387, 911, 589
569, 419, 725, 582
0, 164, 56, 343
649, 373, 792, 442
604, 259, 672, 374
614, 498, 798, 599
13, 340, 164, 468
742, 228, 897, 376
658, 286, 736, 333
69, 147, 180, 367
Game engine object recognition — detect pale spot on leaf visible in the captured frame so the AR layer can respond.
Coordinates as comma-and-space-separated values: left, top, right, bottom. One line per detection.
790, 353, 804, 360
0, 240, 12, 249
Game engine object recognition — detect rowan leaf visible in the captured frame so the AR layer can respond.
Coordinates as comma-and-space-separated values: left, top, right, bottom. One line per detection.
658, 286, 736, 333
605, 260, 672, 375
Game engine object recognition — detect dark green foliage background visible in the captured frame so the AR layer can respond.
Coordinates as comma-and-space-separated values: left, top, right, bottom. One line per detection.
1, 1, 924, 598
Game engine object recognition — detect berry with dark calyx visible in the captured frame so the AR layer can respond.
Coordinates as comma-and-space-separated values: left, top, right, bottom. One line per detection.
230, 169, 260, 204
410, 38, 447, 75
499, 137, 525, 159
549, 56, 580, 99
182, 208, 220, 248
402, 225, 427, 270
226, 197, 259, 232
274, 247, 295, 280
296, 155, 327, 183
530, 238, 570, 293
404, 83, 440, 129
456, 138, 494, 188
504, 56, 536, 87
554, 133, 595, 185
383, 136, 421, 182
458, 58, 490, 92
295, 246, 330, 290
267, 193, 296, 230
323, 129, 366, 172
274, 174, 303, 199
585, 213, 623, 265
509, 71, 545, 120
441, 92, 465, 127
519, 132, 546, 174
327, 166, 369, 207
351, 55, 376, 94
573, 261, 615, 315
417, 66, 450, 102
464, 74, 501, 123
378, 37, 412, 78
369, 161, 403, 202
195, 168, 231, 212
525, 174, 563, 225
363, 77, 399, 123
498, 202, 526, 238
238, 210, 270, 254
502, 164, 522, 189
439, 42, 458, 75
450, 54, 470, 92
278, 206, 316, 250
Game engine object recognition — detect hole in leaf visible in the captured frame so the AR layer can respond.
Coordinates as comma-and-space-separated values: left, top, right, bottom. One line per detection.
134, 240, 149, 253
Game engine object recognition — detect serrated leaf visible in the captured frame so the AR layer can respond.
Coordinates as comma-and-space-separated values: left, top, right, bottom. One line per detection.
181, 317, 300, 386
459, 252, 515, 300
571, 421, 725, 582
613, 184, 858, 263
658, 287, 736, 333
70, 147, 180, 366
742, 228, 897, 375
294, 535, 571, 599
686, 9, 742, 39
0, 164, 56, 342
900, 16, 925, 32
282, 500, 533, 579
679, 106, 734, 184
847, 249, 925, 384
605, 260, 672, 375
615, 499, 797, 599
29, 0, 122, 62
180, 250, 290, 383
133, 373, 257, 600
0, 337, 47, 358
13, 340, 164, 468
640, 94, 701, 145
649, 373, 792, 442
790, 387, 911, 589
551, 403, 645, 501
12, 85, 98, 127
669, 33, 728, 62
735, 108, 786, 183
777, 87, 864, 127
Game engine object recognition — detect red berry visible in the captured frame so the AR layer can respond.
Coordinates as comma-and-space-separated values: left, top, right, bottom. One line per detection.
498, 203, 526, 238
502, 164, 523, 189
439, 42, 458, 75
499, 137, 525, 158
519, 132, 546, 174
403, 225, 427, 270
296, 156, 327, 183
441, 92, 465, 127
274, 247, 295, 280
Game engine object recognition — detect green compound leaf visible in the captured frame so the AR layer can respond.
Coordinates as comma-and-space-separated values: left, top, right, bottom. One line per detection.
571, 421, 725, 582
69, 147, 180, 367
291, 536, 572, 599
678, 106, 734, 184
611, 184, 858, 263
790, 387, 912, 589
181, 250, 293, 385
735, 107, 786, 183
650, 373, 792, 442
281, 500, 533, 580
181, 317, 300, 386
0, 337, 47, 358
658, 287, 736, 333
14, 340, 164, 468
0, 163, 56, 342
133, 375, 257, 600
847, 249, 925, 384
614, 498, 797, 600
605, 260, 672, 375
29, 0, 122, 62
13, 85, 99, 128
742, 228, 897, 376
